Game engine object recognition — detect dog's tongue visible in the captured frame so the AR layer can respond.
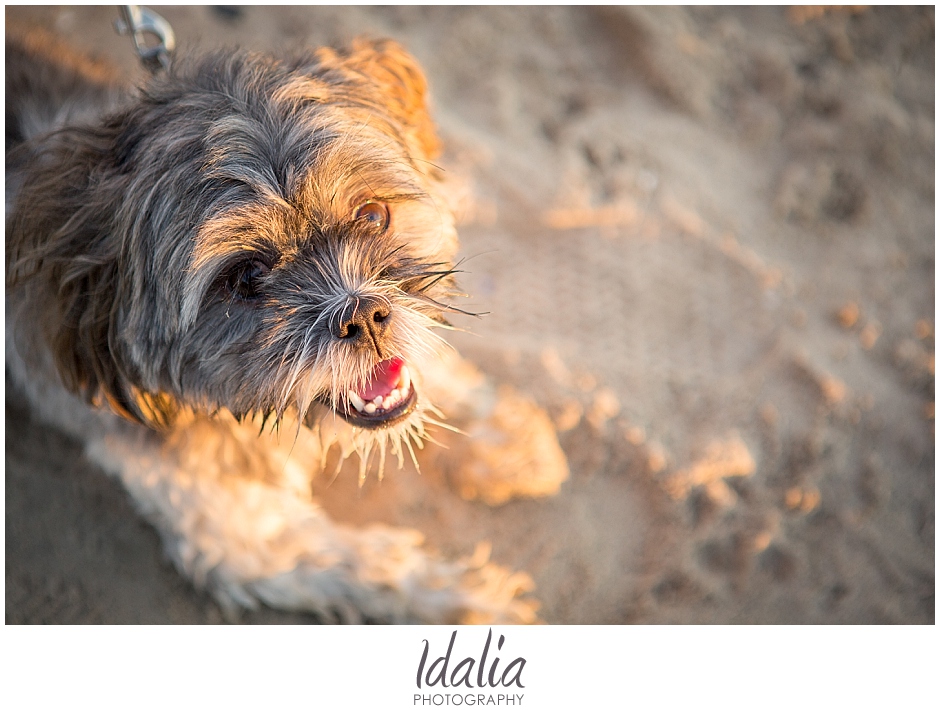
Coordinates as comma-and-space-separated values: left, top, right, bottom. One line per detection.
358, 357, 405, 401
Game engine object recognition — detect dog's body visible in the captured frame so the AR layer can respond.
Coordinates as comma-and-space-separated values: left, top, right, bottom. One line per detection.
6, 29, 568, 623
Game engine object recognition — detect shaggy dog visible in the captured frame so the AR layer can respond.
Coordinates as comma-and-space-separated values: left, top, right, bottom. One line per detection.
5, 27, 568, 623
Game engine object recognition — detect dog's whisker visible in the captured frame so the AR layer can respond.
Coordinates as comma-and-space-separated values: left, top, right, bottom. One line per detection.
403, 431, 422, 473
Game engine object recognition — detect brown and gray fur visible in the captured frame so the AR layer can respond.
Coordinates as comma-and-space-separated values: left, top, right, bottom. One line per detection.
8, 29, 455, 440
6, 28, 567, 623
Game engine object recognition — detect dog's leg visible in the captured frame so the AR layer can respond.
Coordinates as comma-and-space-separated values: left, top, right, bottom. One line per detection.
421, 350, 569, 505
86, 412, 537, 623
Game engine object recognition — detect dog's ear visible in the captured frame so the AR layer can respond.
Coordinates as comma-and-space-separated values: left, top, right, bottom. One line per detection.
316, 38, 441, 161
8, 127, 177, 428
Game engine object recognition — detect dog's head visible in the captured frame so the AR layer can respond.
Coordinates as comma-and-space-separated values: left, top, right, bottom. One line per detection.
9, 39, 464, 449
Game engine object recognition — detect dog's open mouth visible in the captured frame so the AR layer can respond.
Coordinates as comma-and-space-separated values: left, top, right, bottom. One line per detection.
334, 356, 418, 429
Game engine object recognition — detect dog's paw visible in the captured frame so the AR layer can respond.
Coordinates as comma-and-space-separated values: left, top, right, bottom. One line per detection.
206, 520, 539, 624
445, 384, 569, 505
429, 355, 568, 505
422, 353, 569, 505
95, 421, 539, 624
446, 541, 540, 624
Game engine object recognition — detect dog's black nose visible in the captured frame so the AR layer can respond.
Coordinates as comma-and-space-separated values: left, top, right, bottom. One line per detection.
334, 297, 392, 356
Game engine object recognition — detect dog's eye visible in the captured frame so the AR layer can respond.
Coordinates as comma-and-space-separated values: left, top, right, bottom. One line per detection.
353, 201, 390, 231
226, 259, 270, 300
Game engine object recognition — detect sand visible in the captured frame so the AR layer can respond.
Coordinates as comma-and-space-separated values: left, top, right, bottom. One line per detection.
5, 6, 934, 624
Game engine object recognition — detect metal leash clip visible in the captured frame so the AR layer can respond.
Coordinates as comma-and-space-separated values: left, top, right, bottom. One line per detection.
114, 5, 175, 74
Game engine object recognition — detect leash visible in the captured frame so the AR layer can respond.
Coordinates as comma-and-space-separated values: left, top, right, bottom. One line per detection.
113, 5, 175, 74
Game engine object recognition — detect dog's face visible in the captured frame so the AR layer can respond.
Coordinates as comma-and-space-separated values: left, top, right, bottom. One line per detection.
9, 40, 462, 448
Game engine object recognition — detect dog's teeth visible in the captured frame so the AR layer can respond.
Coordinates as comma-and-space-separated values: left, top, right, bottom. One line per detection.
348, 370, 412, 416
348, 391, 366, 412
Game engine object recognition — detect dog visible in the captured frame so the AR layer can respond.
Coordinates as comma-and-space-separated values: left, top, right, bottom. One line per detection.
5, 26, 569, 623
